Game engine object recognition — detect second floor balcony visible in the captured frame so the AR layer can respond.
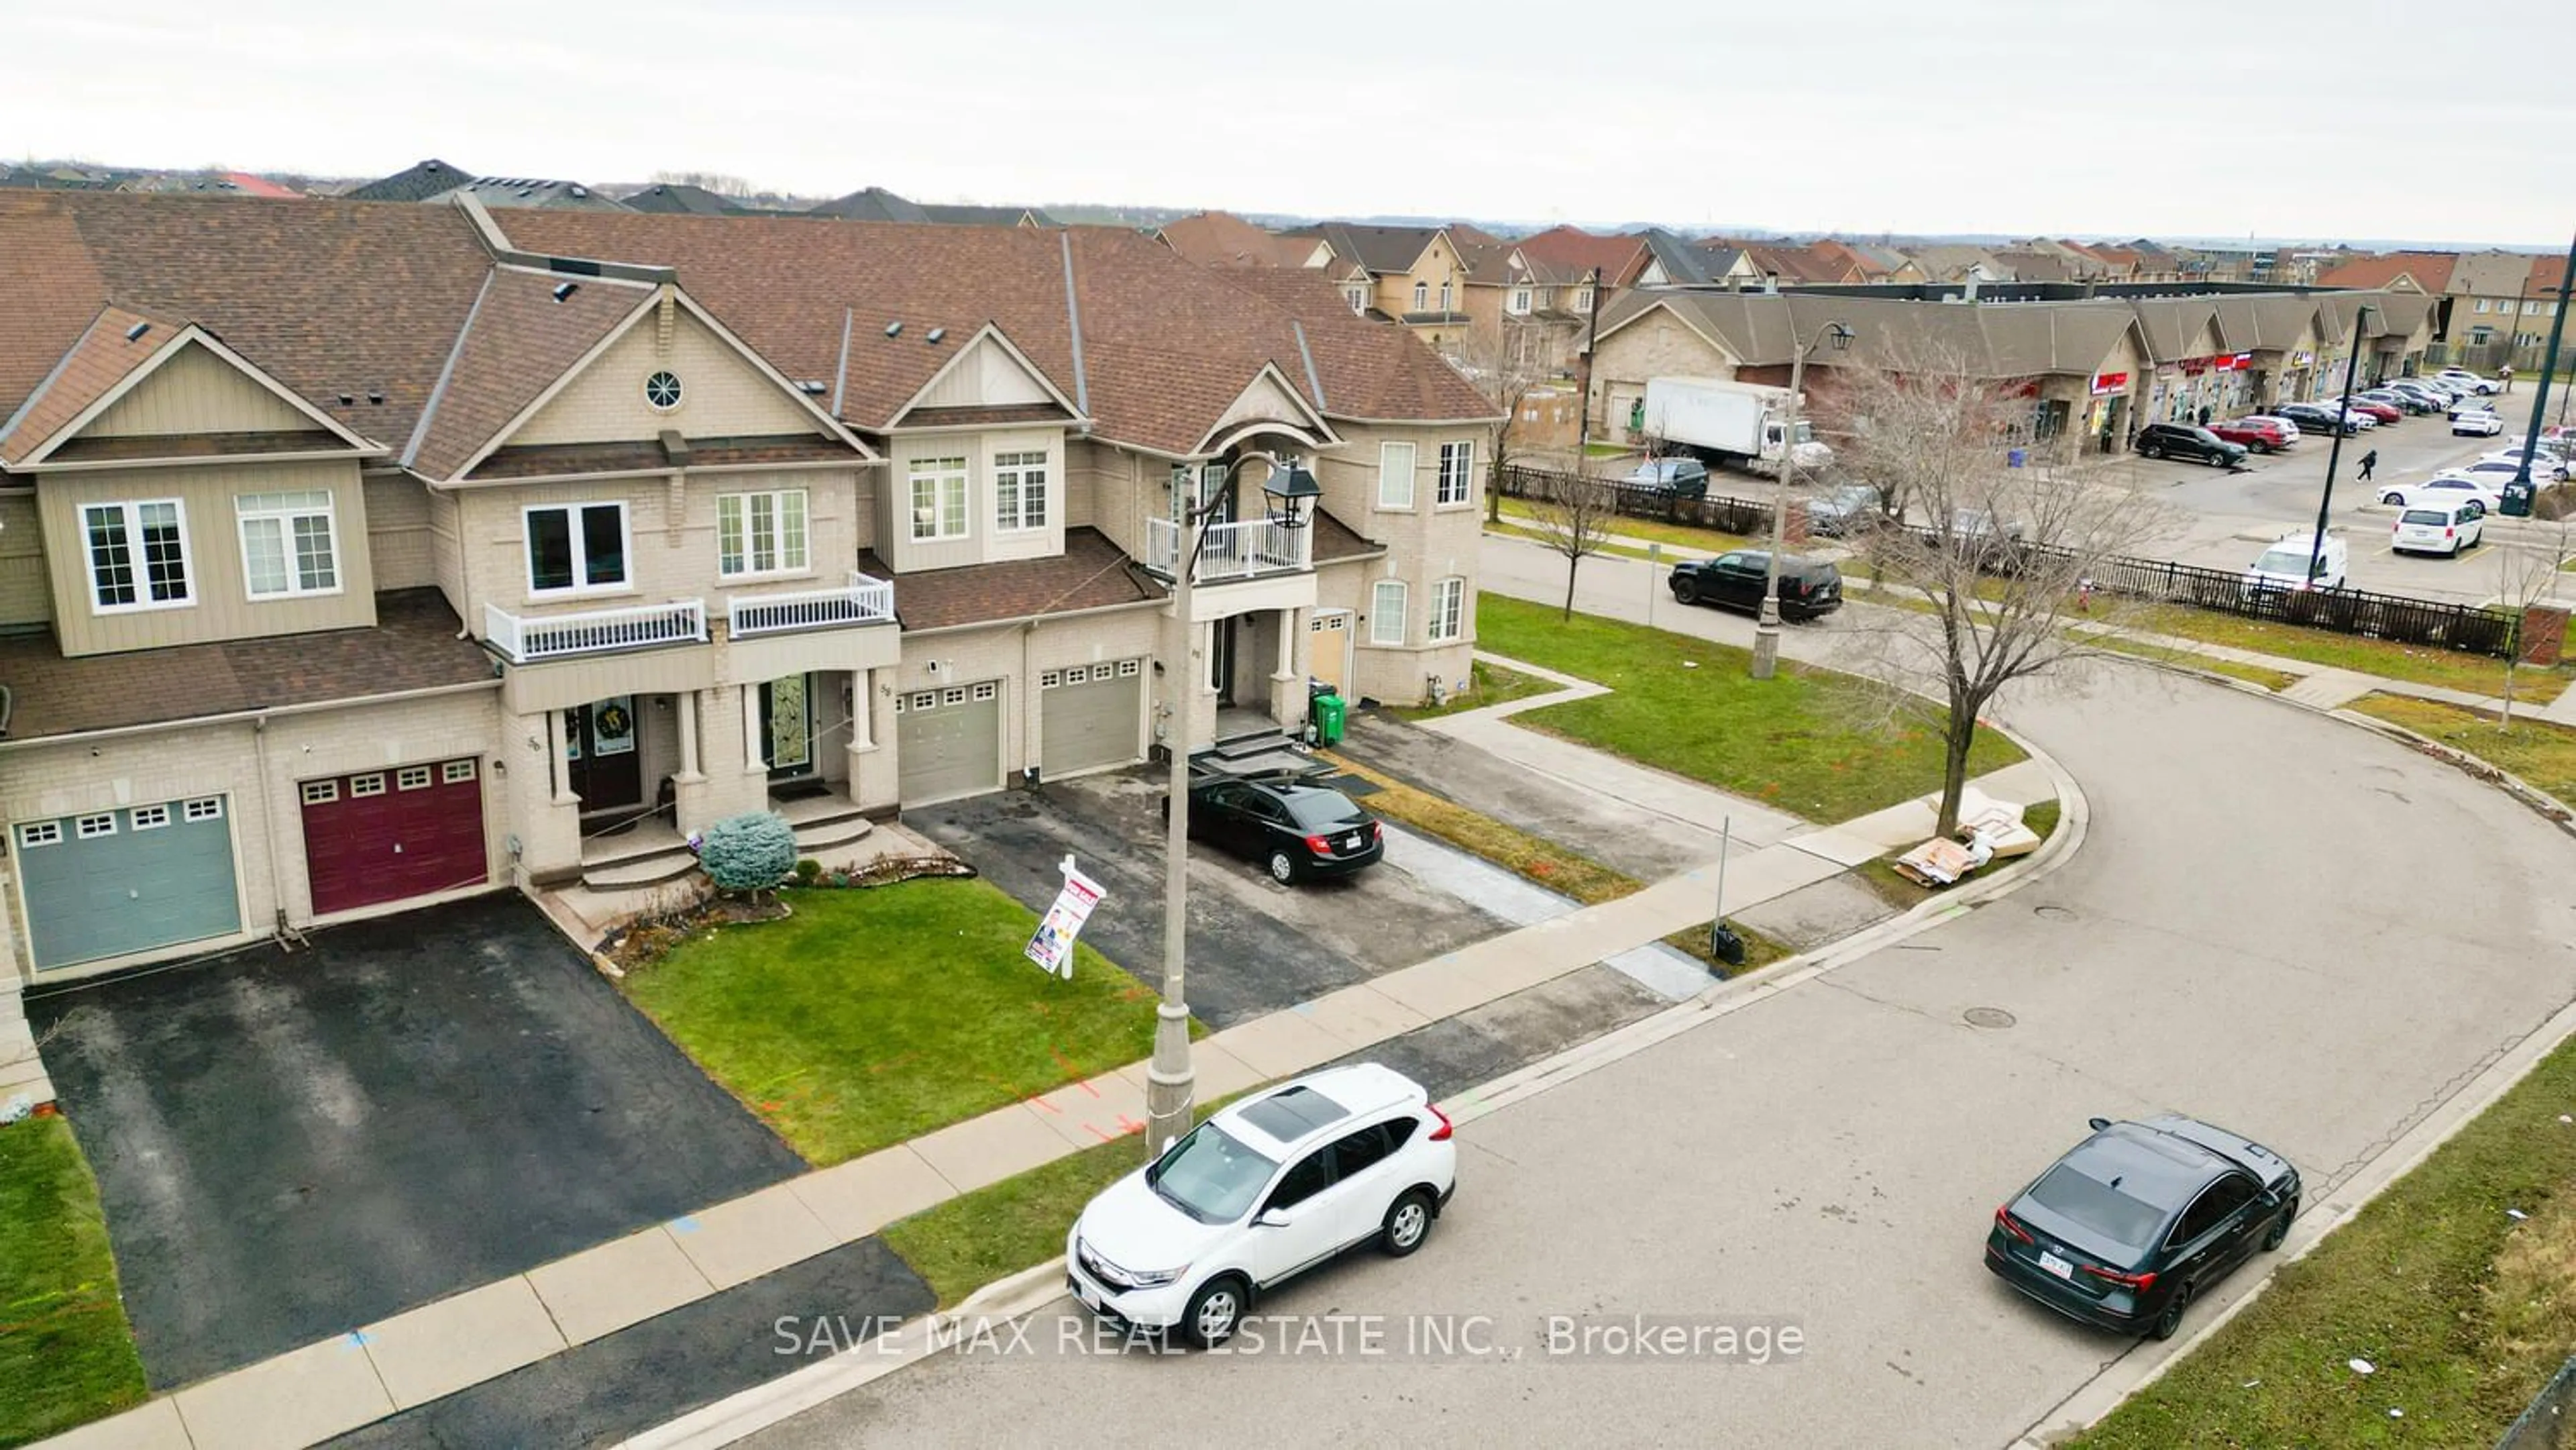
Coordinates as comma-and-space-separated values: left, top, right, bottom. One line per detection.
1143, 517, 1311, 584
484, 599, 706, 665
727, 572, 896, 639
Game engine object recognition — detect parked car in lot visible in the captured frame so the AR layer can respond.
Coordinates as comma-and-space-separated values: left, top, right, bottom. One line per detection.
1947, 507, 2028, 545
2481, 446, 2573, 480
1168, 776, 1383, 883
1068, 1064, 1456, 1346
2436, 367, 2501, 395
2242, 531, 2347, 594
2445, 458, 2543, 489
2379, 473, 2501, 510
2358, 388, 2433, 416
2387, 380, 2454, 409
1668, 550, 1844, 619
1804, 482, 1885, 535
2448, 394, 2498, 421
2206, 417, 2294, 453
2275, 401, 2360, 436
1620, 457, 1710, 498
1986, 1114, 2300, 1341
2135, 421, 2249, 466
2453, 407, 2506, 437
2340, 396, 2404, 425
2394, 499, 2485, 556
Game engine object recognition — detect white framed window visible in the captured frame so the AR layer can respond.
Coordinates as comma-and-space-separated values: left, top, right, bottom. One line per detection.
1377, 442, 1417, 509
525, 502, 629, 595
131, 805, 171, 830
84, 499, 193, 611
718, 489, 809, 577
1412, 280, 1429, 311
302, 780, 339, 805
1438, 281, 1452, 311
908, 456, 969, 541
644, 370, 683, 411
994, 451, 1049, 531
1370, 579, 1408, 645
2476, 299, 2490, 313
397, 766, 432, 790
1509, 289, 1532, 315
1344, 287, 1367, 314
349, 774, 386, 798
1437, 441, 1474, 506
236, 490, 340, 599
1430, 577, 1465, 641
184, 798, 223, 821
18, 821, 62, 848
442, 760, 478, 784
1575, 286, 1595, 312
76, 813, 116, 840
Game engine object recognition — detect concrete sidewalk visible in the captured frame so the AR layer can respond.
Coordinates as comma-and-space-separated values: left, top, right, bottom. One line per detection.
44, 701, 2063, 1450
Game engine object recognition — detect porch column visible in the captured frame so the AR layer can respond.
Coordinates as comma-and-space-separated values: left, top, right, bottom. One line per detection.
546, 707, 574, 802
1269, 606, 1303, 729
671, 689, 717, 835
741, 682, 766, 776
676, 689, 704, 778
849, 670, 873, 749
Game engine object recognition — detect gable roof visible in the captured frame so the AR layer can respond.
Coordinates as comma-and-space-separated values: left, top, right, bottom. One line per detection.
1597, 289, 2151, 378
0, 305, 181, 465
1157, 211, 1319, 268
1635, 228, 1717, 286
920, 203, 1060, 228
4, 319, 378, 468
2449, 250, 2544, 299
403, 270, 659, 478
620, 183, 747, 216
1301, 223, 1450, 276
2315, 250, 2459, 293
806, 187, 930, 222
342, 159, 473, 203
1512, 226, 1651, 287
429, 176, 631, 211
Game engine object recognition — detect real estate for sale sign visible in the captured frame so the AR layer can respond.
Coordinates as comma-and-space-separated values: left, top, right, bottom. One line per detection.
1025, 855, 1105, 980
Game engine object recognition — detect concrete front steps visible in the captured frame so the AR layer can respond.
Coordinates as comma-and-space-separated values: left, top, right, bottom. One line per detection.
578, 798, 875, 891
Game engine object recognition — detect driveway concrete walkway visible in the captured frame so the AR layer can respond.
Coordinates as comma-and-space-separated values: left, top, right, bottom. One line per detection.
42, 694, 2060, 1450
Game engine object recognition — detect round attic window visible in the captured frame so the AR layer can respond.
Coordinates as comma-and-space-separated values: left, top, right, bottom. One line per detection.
644, 370, 683, 412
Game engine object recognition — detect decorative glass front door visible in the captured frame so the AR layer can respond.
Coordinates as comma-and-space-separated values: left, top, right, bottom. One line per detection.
761, 675, 815, 780
566, 696, 642, 811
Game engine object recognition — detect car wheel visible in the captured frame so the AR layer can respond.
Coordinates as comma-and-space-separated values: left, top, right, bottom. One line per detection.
1674, 576, 1702, 606
1181, 1275, 1250, 1348
2380, 490, 2405, 506
2258, 442, 2275, 454
2150, 1284, 2193, 1342
2451, 535, 2463, 558
1381, 1188, 1436, 1257
2139, 444, 2160, 459
1266, 849, 1299, 885
2263, 1198, 2298, 1251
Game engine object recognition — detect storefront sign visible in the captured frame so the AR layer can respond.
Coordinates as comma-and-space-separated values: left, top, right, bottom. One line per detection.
2214, 352, 2253, 371
2089, 371, 2129, 396
2290, 350, 2314, 368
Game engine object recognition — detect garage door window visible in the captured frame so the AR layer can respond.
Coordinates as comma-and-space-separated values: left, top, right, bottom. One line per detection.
398, 766, 433, 790
303, 781, 338, 805
185, 798, 222, 821
349, 774, 386, 798
76, 814, 115, 839
443, 760, 478, 784
18, 821, 61, 848
131, 805, 170, 831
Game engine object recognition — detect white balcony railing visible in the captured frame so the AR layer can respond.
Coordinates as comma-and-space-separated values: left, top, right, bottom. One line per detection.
1142, 517, 1313, 582
727, 572, 897, 638
484, 599, 706, 664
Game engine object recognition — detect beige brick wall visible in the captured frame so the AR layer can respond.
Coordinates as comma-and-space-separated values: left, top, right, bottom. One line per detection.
0, 491, 48, 628
511, 307, 820, 448
0, 686, 506, 981
1591, 314, 1739, 438
1309, 421, 1480, 707
890, 605, 1165, 792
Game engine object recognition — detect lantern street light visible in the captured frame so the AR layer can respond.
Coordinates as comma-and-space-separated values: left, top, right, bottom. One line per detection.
1751, 318, 1854, 680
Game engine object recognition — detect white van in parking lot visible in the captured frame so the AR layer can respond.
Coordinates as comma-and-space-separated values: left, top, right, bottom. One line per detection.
2393, 500, 2485, 558
2243, 533, 2348, 594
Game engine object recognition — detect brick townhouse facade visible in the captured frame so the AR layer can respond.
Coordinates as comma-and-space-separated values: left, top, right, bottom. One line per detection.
0, 192, 1498, 984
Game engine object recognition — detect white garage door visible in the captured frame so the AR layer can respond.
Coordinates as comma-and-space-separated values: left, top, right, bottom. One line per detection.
1041, 660, 1143, 779
898, 681, 1003, 805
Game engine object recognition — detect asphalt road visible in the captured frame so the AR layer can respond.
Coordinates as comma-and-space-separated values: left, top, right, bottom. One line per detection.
741, 547, 2576, 1448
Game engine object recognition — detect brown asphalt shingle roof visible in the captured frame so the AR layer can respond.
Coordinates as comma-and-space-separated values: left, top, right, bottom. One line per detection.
0, 589, 494, 741
2316, 250, 2459, 293
856, 527, 1163, 631
468, 433, 861, 480
0, 305, 174, 464
407, 269, 652, 477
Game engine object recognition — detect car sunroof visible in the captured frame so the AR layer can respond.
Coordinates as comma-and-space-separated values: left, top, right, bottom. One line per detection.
1238, 1085, 1350, 1143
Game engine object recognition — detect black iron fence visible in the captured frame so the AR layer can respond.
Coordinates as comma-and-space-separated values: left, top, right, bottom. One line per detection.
2498, 1354, 2575, 1449
1495, 464, 2522, 661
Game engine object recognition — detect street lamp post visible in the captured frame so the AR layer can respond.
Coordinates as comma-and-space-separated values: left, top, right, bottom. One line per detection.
2306, 303, 2377, 585
2508, 231, 2576, 503
1144, 457, 1320, 1156
1751, 318, 1853, 680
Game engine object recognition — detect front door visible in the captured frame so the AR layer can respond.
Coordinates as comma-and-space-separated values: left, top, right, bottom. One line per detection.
1210, 619, 1238, 707
759, 674, 816, 780
566, 696, 642, 812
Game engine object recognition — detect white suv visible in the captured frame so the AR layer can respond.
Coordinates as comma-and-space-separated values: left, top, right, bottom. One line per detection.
1068, 1064, 1457, 1346
2436, 368, 2500, 396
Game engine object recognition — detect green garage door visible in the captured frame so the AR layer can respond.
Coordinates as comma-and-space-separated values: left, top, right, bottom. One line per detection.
1041, 659, 1143, 778
17, 796, 241, 972
897, 680, 1003, 805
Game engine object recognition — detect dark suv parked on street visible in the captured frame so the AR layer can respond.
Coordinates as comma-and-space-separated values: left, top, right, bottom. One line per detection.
2133, 423, 2248, 468
1667, 551, 1843, 620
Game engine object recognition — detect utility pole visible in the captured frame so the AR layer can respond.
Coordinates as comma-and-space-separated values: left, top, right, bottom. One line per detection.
1752, 317, 1851, 679
1146, 493, 1204, 1156
1574, 266, 1602, 469
2306, 303, 2377, 584
2508, 231, 2576, 507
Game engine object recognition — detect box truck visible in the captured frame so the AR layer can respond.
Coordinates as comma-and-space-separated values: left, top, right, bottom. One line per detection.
1642, 376, 1834, 476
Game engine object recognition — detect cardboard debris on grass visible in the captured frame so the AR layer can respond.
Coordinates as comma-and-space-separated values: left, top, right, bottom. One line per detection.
1890, 788, 2041, 888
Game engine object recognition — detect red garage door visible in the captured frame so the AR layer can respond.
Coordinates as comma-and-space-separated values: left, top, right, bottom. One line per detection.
301, 758, 490, 917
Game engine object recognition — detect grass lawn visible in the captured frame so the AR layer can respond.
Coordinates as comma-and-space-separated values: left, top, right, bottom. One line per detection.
2345, 693, 2576, 815
1854, 799, 2061, 913
2121, 603, 2575, 705
620, 878, 1164, 1167
881, 1125, 1147, 1308
1383, 660, 1560, 721
2085, 633, 2301, 692
1495, 497, 1756, 555
1475, 594, 2025, 823
0, 1117, 148, 1449
2071, 1030, 2576, 1449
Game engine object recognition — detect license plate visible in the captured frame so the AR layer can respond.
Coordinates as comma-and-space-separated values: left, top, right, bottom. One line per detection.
1344, 834, 1363, 849
1075, 1280, 1102, 1311
2039, 1251, 2074, 1280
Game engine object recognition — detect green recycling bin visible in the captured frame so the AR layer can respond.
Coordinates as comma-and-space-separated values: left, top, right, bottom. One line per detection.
2502, 478, 2536, 517
1311, 690, 1346, 747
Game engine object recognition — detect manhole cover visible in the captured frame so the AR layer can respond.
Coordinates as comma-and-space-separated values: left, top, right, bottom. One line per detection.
1963, 1007, 2017, 1030
2033, 904, 2078, 922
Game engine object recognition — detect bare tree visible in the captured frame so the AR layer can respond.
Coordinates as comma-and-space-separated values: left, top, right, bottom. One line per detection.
2495, 488, 2575, 726
1525, 468, 1621, 621
1446, 327, 1555, 526
1827, 341, 2182, 834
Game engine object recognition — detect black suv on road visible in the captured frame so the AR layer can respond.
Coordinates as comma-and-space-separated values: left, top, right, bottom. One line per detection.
2133, 423, 2248, 468
1667, 551, 1843, 620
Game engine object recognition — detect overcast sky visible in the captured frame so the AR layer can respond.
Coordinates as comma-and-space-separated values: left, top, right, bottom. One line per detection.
5, 0, 2569, 246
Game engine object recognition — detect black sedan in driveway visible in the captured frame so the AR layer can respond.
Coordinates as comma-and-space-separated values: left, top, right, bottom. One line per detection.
1986, 1114, 2300, 1341
1667, 550, 1843, 620
1168, 776, 1383, 884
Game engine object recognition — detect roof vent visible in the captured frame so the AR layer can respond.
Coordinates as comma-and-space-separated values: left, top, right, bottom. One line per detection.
925, 327, 946, 344
883, 320, 902, 338
569, 185, 588, 199
337, 392, 355, 407
367, 389, 384, 405
122, 321, 150, 342
553, 280, 579, 302
796, 379, 828, 395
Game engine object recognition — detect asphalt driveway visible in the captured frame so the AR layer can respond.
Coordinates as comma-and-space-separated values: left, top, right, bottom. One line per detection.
906, 771, 1512, 1028
30, 893, 806, 1390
